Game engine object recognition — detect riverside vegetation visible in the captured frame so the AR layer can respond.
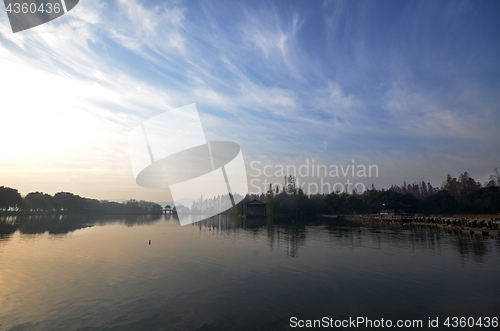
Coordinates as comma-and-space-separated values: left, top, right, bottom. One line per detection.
0, 190, 162, 214
233, 168, 500, 216
1, 168, 499, 217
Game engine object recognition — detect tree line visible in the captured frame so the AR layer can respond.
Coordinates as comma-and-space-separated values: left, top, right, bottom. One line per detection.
2, 168, 499, 216
236, 168, 500, 215
0, 189, 162, 214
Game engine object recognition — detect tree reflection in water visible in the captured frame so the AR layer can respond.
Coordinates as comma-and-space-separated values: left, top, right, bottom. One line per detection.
193, 215, 496, 259
0, 214, 496, 259
0, 214, 164, 235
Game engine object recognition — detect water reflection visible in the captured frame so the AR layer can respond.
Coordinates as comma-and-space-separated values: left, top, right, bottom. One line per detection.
1, 214, 496, 259
317, 218, 497, 260
16, 215, 94, 234
0, 222, 17, 235
93, 214, 163, 227
191, 215, 310, 258
189, 215, 499, 260
0, 214, 166, 235
1, 214, 499, 331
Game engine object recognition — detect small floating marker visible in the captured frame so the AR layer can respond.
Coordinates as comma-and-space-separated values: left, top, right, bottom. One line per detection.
149, 240, 151, 245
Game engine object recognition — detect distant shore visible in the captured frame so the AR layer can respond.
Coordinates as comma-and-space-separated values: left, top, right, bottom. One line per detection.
0, 211, 165, 216
0, 211, 236, 217
339, 214, 500, 238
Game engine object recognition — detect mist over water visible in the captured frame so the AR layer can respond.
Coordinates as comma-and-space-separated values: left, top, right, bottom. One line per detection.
0, 215, 499, 330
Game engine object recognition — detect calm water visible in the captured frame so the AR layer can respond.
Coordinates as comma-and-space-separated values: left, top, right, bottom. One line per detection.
0, 215, 499, 330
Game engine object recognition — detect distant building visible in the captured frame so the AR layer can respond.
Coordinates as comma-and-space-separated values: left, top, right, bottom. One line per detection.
242, 199, 267, 217
380, 202, 410, 215
163, 205, 173, 214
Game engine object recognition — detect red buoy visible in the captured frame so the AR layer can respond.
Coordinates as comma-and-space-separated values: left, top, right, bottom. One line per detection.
149, 240, 151, 245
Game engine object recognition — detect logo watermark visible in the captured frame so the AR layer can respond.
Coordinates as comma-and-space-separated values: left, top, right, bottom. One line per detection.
249, 159, 378, 195
128, 104, 248, 226
3, 0, 79, 33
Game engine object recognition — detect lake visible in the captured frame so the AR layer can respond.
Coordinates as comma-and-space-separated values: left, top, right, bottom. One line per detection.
0, 215, 499, 330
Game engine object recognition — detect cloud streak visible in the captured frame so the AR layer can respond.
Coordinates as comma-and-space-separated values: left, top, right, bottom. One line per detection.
0, 0, 499, 199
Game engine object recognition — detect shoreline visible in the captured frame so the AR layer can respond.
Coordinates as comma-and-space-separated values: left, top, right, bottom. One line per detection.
342, 214, 500, 238
0, 211, 166, 216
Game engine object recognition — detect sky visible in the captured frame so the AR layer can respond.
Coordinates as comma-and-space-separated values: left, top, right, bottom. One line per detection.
0, 0, 499, 201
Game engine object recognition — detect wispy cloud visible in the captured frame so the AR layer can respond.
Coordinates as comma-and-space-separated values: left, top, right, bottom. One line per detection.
0, 0, 498, 199
384, 84, 497, 139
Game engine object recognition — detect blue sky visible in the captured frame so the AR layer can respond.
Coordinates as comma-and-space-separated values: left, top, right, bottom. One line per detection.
0, 0, 499, 200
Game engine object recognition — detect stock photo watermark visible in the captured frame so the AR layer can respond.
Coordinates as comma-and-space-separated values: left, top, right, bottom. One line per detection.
249, 159, 379, 195
128, 104, 249, 226
3, 0, 79, 33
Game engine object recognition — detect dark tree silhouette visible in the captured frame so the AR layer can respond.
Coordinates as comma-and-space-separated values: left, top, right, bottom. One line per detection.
0, 186, 23, 211
22, 192, 55, 212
